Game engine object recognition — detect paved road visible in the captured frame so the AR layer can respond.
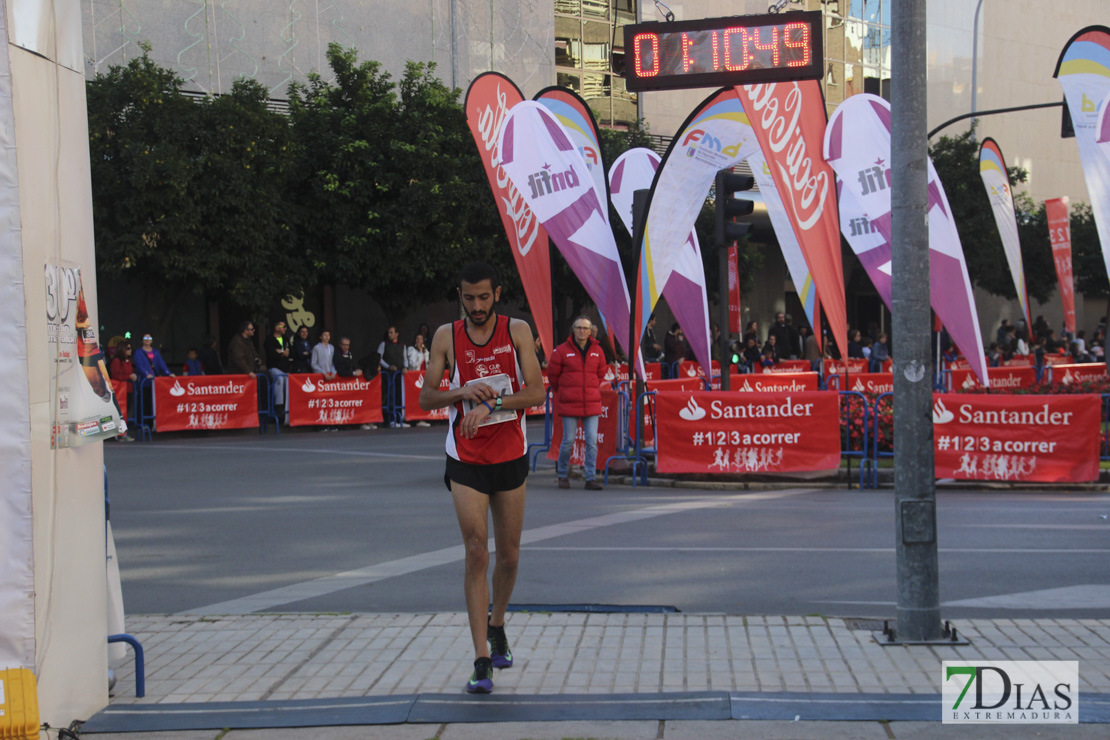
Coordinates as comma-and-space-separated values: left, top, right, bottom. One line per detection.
104, 427, 1110, 619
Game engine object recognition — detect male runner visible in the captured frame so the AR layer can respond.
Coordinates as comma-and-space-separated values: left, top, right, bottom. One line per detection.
419, 262, 545, 693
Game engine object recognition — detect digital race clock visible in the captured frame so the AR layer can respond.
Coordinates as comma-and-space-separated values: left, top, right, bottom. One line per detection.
622, 12, 823, 93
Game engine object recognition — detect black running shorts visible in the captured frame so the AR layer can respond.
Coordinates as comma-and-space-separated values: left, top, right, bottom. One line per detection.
444, 454, 529, 495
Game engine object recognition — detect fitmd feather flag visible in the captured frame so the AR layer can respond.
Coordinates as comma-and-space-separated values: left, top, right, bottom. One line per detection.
1055, 27, 1110, 292
979, 138, 1032, 329
465, 74, 554, 359
609, 147, 711, 374
497, 101, 632, 354
630, 88, 760, 375
824, 93, 988, 385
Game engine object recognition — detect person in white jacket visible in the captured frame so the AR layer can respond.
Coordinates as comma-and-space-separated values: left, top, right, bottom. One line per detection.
405, 331, 430, 371
311, 330, 336, 380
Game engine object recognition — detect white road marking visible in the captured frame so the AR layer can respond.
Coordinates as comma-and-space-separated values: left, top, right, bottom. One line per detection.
181, 489, 810, 615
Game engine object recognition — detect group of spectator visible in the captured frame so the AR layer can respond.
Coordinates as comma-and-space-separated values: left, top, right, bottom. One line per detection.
987, 316, 1107, 368
102, 320, 442, 432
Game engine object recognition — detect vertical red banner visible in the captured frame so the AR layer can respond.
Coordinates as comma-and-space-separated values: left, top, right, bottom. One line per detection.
728, 245, 742, 335
1045, 197, 1076, 334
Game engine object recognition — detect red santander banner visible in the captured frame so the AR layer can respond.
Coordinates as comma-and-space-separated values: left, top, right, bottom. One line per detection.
655, 391, 840, 474
404, 371, 450, 422
731, 373, 818, 392
154, 375, 258, 432
755, 359, 811, 374
647, 377, 705, 392
1046, 197, 1076, 334
950, 366, 1036, 392
287, 374, 384, 427
1049, 363, 1108, 386
828, 372, 894, 394
547, 388, 619, 469
823, 358, 868, 376
676, 360, 720, 380
933, 393, 1099, 482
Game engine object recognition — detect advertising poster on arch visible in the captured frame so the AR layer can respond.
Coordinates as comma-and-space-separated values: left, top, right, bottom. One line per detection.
44, 263, 123, 448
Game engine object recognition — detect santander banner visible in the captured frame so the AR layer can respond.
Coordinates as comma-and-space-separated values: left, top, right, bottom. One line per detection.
1046, 197, 1077, 334
933, 394, 1099, 482
828, 373, 894, 395
287, 374, 384, 427
547, 388, 619, 469
731, 373, 819, 392
655, 391, 839, 474
464, 73, 554, 359
737, 81, 847, 359
823, 358, 869, 376
756, 359, 812, 374
404, 371, 450, 422
1049, 363, 1109, 386
154, 375, 258, 432
950, 366, 1036, 392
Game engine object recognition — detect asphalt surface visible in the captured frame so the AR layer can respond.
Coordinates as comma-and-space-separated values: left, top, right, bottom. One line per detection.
104, 426, 1110, 619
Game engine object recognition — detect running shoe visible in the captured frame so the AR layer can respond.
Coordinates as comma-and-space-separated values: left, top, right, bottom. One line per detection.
487, 622, 513, 668
466, 656, 494, 693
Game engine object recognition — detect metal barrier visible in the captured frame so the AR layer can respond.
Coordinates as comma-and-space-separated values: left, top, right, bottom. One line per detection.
837, 390, 871, 489
134, 376, 155, 441
864, 391, 894, 489
602, 387, 633, 484
527, 387, 555, 471
257, 373, 280, 434
107, 634, 145, 697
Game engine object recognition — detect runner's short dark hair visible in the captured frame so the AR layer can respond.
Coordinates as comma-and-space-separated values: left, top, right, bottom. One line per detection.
459, 262, 500, 289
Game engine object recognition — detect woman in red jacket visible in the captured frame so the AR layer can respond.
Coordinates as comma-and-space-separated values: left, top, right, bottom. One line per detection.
548, 316, 609, 490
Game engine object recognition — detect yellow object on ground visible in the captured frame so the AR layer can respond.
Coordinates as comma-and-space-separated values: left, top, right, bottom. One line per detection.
0, 668, 39, 740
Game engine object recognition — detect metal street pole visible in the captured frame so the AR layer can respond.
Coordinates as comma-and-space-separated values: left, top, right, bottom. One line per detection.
718, 244, 731, 391
891, 0, 941, 642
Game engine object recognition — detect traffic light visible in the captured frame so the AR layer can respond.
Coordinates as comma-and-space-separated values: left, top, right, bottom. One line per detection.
714, 168, 755, 246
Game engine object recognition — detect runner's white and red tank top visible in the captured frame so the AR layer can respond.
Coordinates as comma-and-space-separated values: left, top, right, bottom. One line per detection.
446, 314, 527, 464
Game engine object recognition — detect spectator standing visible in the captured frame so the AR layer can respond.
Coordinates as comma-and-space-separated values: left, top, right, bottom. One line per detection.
548, 317, 607, 490
336, 337, 379, 430
643, 314, 663, 362
406, 331, 430, 372
743, 321, 760, 346
742, 336, 762, 368
870, 332, 890, 372
785, 314, 802, 359
761, 334, 780, 364
133, 333, 173, 378
291, 325, 313, 373
847, 329, 865, 359
803, 327, 821, 370
197, 336, 224, 375
1014, 328, 1031, 356
767, 313, 792, 357
378, 325, 409, 428
182, 349, 204, 376
264, 321, 292, 415
311, 330, 336, 380
663, 323, 689, 370
227, 321, 264, 375
108, 341, 137, 441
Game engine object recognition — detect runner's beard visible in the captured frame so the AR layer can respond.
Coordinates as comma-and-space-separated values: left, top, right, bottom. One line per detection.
467, 308, 496, 327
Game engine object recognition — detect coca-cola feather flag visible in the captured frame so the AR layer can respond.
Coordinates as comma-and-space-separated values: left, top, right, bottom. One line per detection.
735, 81, 846, 359
464, 73, 554, 359
497, 101, 632, 354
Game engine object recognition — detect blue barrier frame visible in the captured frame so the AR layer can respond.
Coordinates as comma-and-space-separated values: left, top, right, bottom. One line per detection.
528, 388, 555, 471
835, 390, 871, 489
257, 373, 280, 434
865, 391, 894, 489
108, 634, 145, 697
134, 377, 154, 441
603, 387, 633, 484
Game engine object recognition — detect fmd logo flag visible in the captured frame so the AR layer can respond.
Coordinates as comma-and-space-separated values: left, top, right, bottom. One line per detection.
943, 661, 1077, 724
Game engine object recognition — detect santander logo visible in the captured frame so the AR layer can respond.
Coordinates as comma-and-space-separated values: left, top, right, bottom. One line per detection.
741, 82, 830, 231
679, 397, 706, 421
932, 399, 954, 424
301, 377, 317, 393
685, 365, 697, 377
169, 379, 186, 397
415, 374, 425, 389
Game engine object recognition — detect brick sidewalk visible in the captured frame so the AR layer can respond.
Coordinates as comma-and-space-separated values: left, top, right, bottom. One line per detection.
108, 612, 1110, 704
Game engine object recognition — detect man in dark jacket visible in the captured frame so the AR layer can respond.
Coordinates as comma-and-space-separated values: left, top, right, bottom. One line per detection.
264, 321, 292, 416
547, 317, 608, 490
227, 321, 264, 375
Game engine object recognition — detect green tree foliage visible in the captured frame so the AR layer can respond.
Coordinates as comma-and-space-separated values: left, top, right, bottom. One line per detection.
287, 46, 504, 318
88, 48, 302, 335
929, 128, 1056, 303
1062, 202, 1108, 300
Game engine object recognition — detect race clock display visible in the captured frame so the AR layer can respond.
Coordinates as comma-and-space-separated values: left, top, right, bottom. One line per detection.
623, 12, 823, 93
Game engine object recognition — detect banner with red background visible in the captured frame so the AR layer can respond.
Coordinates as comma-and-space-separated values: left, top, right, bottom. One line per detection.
111, 380, 128, 421
933, 393, 1099, 482
731, 373, 819, 392
755, 359, 812, 374
404, 371, 450, 422
950, 366, 1036, 392
288, 374, 384, 427
546, 388, 619, 469
826, 372, 894, 394
154, 375, 258, 432
1046, 197, 1076, 334
655, 391, 839, 474
822, 358, 869, 376
1049, 363, 1108, 386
